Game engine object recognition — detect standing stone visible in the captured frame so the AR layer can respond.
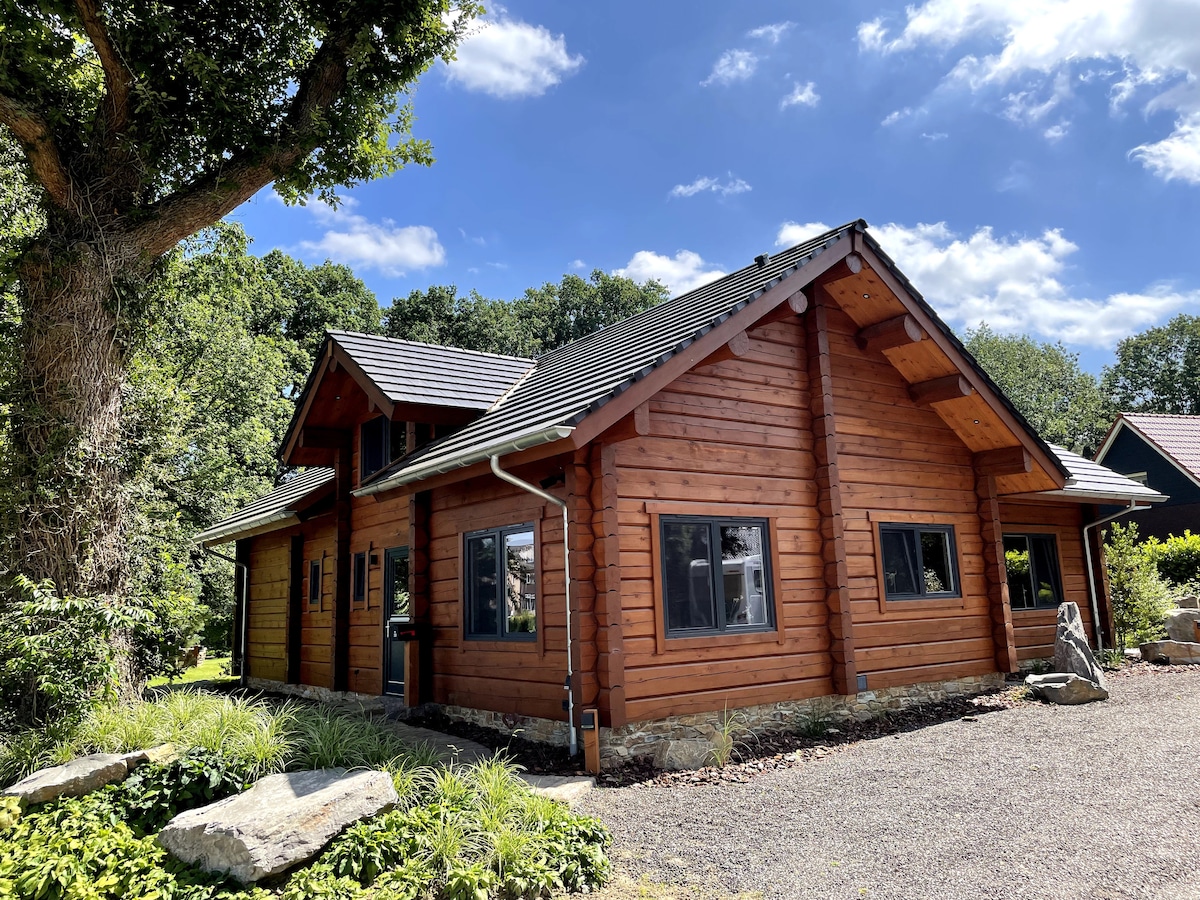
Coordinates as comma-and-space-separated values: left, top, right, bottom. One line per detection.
3, 754, 131, 805
1164, 609, 1200, 644
1052, 602, 1107, 690
1025, 673, 1110, 705
157, 768, 398, 883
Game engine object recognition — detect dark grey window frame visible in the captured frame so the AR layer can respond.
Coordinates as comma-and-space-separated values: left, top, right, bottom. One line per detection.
878, 523, 961, 600
1003, 532, 1064, 610
464, 523, 537, 642
352, 551, 367, 605
308, 559, 321, 607
660, 515, 776, 638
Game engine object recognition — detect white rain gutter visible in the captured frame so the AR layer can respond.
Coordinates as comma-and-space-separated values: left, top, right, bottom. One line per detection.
353, 425, 575, 498
194, 510, 298, 546
1083, 501, 1152, 653
488, 455, 578, 758
200, 544, 250, 684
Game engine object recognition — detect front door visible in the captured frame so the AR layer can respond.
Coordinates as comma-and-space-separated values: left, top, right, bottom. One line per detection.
383, 546, 410, 696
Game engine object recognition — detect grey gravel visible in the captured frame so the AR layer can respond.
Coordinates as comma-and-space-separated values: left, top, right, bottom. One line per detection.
578, 670, 1200, 900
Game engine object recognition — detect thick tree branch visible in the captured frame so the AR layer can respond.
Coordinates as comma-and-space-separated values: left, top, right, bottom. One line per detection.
74, 0, 134, 136
0, 93, 74, 209
129, 24, 362, 258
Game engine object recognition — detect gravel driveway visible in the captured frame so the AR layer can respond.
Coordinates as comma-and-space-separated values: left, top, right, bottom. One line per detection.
578, 669, 1200, 900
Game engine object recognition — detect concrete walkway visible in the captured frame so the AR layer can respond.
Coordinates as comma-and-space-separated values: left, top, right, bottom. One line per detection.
386, 721, 492, 766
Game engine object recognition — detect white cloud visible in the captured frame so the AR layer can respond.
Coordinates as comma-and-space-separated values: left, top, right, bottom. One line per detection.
780, 81, 820, 110
775, 221, 833, 247
857, 0, 1200, 183
921, 131, 950, 141
445, 9, 583, 98
702, 49, 758, 87
669, 174, 752, 199
863, 220, 1196, 346
748, 22, 794, 44
570, 259, 586, 270
1044, 122, 1069, 142
300, 199, 445, 276
614, 249, 726, 295
881, 107, 914, 126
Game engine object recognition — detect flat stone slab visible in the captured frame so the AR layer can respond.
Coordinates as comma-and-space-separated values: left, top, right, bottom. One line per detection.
520, 774, 595, 805
1025, 672, 1109, 705
386, 722, 491, 766
157, 768, 397, 883
1164, 609, 1200, 644
1140, 640, 1200, 665
4, 753, 131, 805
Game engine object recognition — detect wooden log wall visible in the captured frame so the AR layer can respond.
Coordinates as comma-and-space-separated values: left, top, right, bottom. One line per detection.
998, 499, 1094, 660
824, 298, 999, 690
299, 516, 336, 688
612, 317, 833, 723
245, 530, 290, 683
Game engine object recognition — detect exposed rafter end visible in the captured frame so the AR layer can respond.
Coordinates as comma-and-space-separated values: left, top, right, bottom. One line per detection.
757, 289, 809, 327
700, 330, 752, 366
909, 374, 974, 406
599, 402, 651, 443
817, 252, 864, 285
856, 314, 924, 353
975, 446, 1032, 477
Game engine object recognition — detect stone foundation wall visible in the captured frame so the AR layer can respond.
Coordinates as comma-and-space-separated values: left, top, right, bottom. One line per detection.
243, 677, 409, 717
438, 705, 575, 747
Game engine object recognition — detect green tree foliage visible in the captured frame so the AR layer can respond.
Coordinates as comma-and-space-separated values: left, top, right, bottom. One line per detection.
1142, 531, 1200, 589
383, 271, 669, 357
0, 0, 478, 611
1103, 314, 1200, 414
1104, 522, 1171, 650
963, 324, 1112, 454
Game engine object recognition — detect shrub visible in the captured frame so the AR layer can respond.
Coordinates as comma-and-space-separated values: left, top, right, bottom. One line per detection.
1144, 530, 1200, 589
111, 748, 252, 834
1105, 522, 1172, 650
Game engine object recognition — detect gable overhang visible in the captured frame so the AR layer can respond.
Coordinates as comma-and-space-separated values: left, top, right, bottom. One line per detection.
1096, 416, 1200, 492
195, 478, 335, 546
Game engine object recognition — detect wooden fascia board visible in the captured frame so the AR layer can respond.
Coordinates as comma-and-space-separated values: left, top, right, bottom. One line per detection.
856, 242, 1068, 490
568, 233, 854, 449
1098, 418, 1200, 492
280, 347, 334, 464
329, 344, 397, 420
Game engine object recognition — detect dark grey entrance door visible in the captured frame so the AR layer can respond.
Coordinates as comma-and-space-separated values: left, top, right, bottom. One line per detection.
383, 547, 410, 696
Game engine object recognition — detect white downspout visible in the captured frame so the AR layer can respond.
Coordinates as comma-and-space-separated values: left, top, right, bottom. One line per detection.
489, 455, 577, 757
1083, 501, 1151, 653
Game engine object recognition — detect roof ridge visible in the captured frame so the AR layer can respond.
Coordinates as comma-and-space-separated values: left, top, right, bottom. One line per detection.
326, 329, 534, 364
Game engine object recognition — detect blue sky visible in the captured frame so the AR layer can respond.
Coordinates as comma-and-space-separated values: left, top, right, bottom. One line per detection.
230, 0, 1200, 373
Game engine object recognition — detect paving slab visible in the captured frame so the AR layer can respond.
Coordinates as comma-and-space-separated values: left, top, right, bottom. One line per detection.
386, 721, 492, 766
520, 774, 595, 805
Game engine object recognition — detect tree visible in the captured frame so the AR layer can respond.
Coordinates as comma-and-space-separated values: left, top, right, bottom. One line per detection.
1103, 314, 1200, 415
962, 324, 1112, 455
0, 1, 477, 604
513, 270, 670, 353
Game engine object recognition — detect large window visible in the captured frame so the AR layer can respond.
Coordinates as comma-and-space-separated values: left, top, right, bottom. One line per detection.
1004, 533, 1063, 610
879, 523, 960, 600
360, 416, 408, 481
660, 516, 774, 637
465, 524, 536, 641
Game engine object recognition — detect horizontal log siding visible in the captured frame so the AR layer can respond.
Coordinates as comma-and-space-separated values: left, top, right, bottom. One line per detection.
426, 469, 575, 722
998, 500, 1094, 660
825, 304, 997, 689
245, 530, 291, 683
613, 319, 832, 723
298, 516, 337, 688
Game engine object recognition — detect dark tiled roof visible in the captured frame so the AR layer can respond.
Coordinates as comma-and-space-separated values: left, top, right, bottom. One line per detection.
1045, 446, 1166, 503
1118, 413, 1200, 483
196, 467, 334, 545
329, 331, 533, 411
357, 221, 864, 494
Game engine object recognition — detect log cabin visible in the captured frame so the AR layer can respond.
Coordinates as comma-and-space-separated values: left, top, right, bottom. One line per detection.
196, 220, 1163, 767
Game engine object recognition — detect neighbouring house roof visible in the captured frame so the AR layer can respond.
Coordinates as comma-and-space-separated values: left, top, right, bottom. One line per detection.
195, 467, 335, 546
1097, 413, 1200, 490
355, 219, 1070, 497
1038, 446, 1167, 504
326, 331, 534, 411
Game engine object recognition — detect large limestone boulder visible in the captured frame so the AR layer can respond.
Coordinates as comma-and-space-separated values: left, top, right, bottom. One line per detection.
1025, 673, 1110, 705
1164, 609, 1200, 644
1052, 602, 1107, 690
157, 768, 398, 883
1140, 640, 1200, 665
4, 753, 131, 805
652, 739, 714, 771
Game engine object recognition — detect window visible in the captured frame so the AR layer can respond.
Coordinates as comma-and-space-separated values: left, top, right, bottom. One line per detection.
465, 525, 536, 640
878, 523, 960, 600
308, 560, 321, 607
352, 551, 367, 606
1003, 533, 1064, 610
660, 516, 774, 636
360, 416, 388, 480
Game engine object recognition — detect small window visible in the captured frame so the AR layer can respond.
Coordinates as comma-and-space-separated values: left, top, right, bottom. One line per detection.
879, 523, 960, 600
352, 551, 367, 606
308, 560, 321, 607
1004, 533, 1064, 610
660, 516, 774, 637
360, 416, 390, 480
465, 524, 536, 640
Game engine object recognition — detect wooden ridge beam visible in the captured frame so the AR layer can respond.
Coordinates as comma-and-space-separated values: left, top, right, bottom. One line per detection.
856, 314, 923, 353
817, 252, 864, 284
757, 289, 809, 327
909, 374, 974, 406
974, 446, 1032, 477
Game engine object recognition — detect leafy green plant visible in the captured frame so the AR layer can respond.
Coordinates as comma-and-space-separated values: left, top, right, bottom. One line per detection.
112, 748, 251, 834
796, 699, 835, 739
1097, 648, 1126, 670
1105, 522, 1173, 650
1143, 531, 1200, 588
710, 704, 750, 767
